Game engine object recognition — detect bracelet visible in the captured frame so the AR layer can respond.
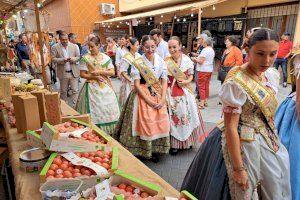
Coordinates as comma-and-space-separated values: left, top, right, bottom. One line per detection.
233, 166, 246, 172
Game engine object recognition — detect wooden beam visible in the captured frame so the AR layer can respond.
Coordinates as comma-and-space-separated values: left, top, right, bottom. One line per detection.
34, 0, 47, 88
197, 7, 202, 36
129, 20, 132, 36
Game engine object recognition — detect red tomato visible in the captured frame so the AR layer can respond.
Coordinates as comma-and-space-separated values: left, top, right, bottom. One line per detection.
102, 158, 110, 163
71, 122, 78, 128
68, 162, 74, 167
82, 132, 88, 138
63, 171, 73, 178
89, 152, 95, 157
73, 172, 82, 177
82, 152, 89, 158
125, 185, 134, 193
82, 170, 91, 176
46, 175, 55, 179
101, 163, 110, 170
73, 169, 80, 173
64, 123, 70, 128
55, 174, 64, 178
95, 162, 102, 166
140, 192, 149, 198
118, 183, 127, 190
62, 161, 69, 165
67, 167, 74, 172
60, 164, 68, 170
95, 151, 103, 157
46, 170, 55, 176
179, 198, 188, 200
79, 125, 84, 129
94, 157, 102, 162
80, 168, 86, 174
53, 158, 62, 166
75, 152, 81, 157
50, 164, 58, 171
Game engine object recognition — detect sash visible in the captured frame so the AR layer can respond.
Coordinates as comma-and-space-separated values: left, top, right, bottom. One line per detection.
164, 57, 193, 94
81, 54, 113, 89
225, 67, 278, 133
123, 52, 135, 65
129, 56, 163, 96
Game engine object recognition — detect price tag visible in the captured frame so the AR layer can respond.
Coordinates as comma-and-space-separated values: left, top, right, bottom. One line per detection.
60, 127, 90, 138
95, 180, 113, 200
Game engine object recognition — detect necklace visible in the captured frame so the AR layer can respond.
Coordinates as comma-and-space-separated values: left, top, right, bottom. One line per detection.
245, 66, 263, 82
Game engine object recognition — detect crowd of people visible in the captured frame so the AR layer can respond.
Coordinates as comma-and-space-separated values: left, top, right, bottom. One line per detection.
3, 26, 300, 199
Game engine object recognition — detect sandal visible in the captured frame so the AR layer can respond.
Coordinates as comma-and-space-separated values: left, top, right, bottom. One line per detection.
204, 102, 208, 107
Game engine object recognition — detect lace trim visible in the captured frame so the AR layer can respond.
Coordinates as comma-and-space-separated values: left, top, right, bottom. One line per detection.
223, 106, 242, 114
221, 133, 258, 200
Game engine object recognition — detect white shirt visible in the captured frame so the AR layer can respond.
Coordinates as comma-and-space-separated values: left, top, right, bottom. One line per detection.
196, 46, 215, 72
219, 67, 279, 114
61, 43, 71, 71
115, 47, 129, 66
156, 39, 170, 59
120, 52, 141, 74
131, 53, 168, 80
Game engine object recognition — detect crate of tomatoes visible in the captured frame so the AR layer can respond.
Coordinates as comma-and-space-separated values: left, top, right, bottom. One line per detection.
41, 119, 111, 152
40, 147, 118, 190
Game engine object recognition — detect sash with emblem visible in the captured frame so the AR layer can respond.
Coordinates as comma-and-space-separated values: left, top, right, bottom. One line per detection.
130, 57, 163, 96
225, 67, 278, 132
81, 54, 113, 89
164, 57, 193, 94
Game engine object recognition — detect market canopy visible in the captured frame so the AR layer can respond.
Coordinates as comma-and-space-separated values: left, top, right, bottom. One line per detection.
0, 0, 26, 13
95, 0, 228, 24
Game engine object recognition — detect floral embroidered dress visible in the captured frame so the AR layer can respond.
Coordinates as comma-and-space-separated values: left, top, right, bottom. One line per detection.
166, 54, 206, 149
276, 50, 300, 200
76, 53, 120, 135
181, 66, 291, 200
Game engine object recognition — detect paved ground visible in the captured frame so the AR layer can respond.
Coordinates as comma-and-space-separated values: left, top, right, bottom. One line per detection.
110, 73, 291, 190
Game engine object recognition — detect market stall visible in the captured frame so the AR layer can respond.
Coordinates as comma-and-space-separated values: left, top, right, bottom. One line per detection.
0, 99, 181, 200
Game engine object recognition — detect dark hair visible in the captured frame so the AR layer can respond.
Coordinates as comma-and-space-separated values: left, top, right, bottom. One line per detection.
226, 35, 239, 46
19, 33, 26, 40
121, 35, 130, 40
59, 31, 68, 39
248, 28, 279, 48
68, 33, 76, 40
128, 37, 138, 51
89, 36, 101, 46
49, 33, 54, 38
169, 36, 182, 46
149, 28, 161, 36
141, 35, 154, 46
56, 30, 63, 35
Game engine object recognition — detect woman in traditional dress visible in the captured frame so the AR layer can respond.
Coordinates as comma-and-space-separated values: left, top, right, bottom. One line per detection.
76, 36, 120, 135
118, 37, 141, 107
181, 28, 291, 200
113, 35, 170, 162
115, 35, 129, 77
275, 46, 300, 200
165, 36, 206, 154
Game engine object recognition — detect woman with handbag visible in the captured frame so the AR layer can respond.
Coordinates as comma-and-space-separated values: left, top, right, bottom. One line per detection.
218, 35, 243, 84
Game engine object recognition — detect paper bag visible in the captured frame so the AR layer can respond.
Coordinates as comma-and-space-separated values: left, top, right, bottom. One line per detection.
44, 92, 62, 125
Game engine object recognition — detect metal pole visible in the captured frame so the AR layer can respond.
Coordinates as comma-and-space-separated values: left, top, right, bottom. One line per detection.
34, 0, 47, 88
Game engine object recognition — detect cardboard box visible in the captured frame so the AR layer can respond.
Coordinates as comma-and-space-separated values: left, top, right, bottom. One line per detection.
44, 92, 62, 125
31, 89, 48, 125
26, 130, 45, 148
0, 77, 12, 102
40, 148, 118, 190
11, 92, 26, 132
165, 191, 198, 200
110, 169, 161, 198
41, 119, 111, 152
61, 114, 90, 124
12, 94, 41, 134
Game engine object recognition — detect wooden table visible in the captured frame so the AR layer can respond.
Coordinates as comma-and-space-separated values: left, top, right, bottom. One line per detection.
0, 102, 179, 200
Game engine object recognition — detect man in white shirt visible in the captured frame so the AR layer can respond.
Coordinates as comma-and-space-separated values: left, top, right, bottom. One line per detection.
51, 32, 80, 107
149, 29, 170, 59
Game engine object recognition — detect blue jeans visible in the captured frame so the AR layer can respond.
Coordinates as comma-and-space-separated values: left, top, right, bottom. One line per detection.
274, 58, 287, 83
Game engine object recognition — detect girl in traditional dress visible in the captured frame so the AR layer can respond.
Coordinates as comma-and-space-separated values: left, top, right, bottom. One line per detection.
113, 35, 170, 162
165, 36, 206, 154
119, 37, 141, 107
275, 46, 300, 200
181, 28, 291, 200
76, 36, 120, 135
115, 35, 129, 77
